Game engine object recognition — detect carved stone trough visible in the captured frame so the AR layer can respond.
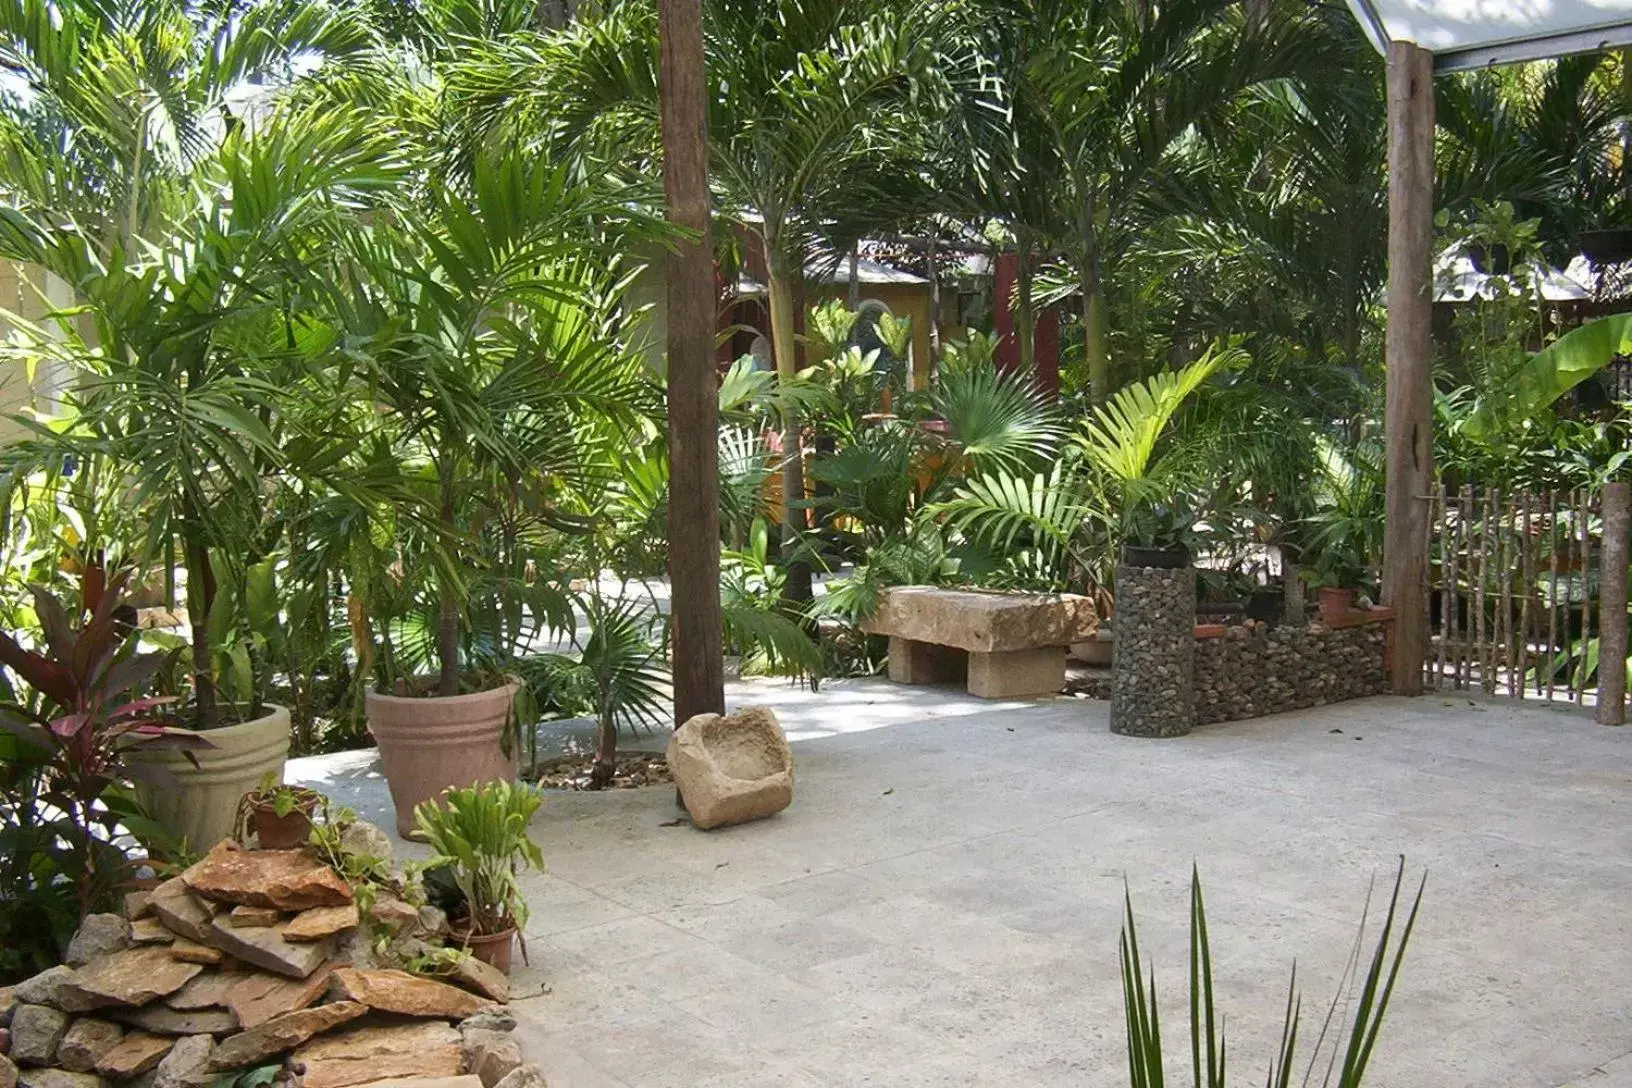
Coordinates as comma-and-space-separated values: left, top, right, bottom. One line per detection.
667, 707, 795, 830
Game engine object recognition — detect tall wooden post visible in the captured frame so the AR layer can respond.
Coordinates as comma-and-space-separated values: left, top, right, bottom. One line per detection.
1382, 40, 1435, 696
660, 0, 725, 729
1597, 482, 1629, 725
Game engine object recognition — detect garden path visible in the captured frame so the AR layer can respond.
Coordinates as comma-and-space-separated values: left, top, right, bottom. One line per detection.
289, 680, 1632, 1088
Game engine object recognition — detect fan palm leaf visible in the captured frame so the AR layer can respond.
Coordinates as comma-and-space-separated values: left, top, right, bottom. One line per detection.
931, 363, 1064, 476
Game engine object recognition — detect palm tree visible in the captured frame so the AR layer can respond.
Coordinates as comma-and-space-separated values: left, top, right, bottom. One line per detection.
0, 104, 401, 728
326, 150, 664, 698
1134, 24, 1388, 397
1002, 0, 1339, 400
1436, 52, 1628, 261
0, 0, 371, 262
929, 345, 1241, 590
0, 0, 388, 729
450, 0, 951, 604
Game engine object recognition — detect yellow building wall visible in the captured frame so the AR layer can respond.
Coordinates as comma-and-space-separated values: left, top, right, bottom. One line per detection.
0, 260, 71, 445
808, 282, 935, 390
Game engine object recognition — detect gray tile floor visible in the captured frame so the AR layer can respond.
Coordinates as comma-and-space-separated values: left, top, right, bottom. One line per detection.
290, 680, 1632, 1088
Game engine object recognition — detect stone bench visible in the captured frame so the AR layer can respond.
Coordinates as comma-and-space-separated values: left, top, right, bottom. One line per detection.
860, 587, 1098, 698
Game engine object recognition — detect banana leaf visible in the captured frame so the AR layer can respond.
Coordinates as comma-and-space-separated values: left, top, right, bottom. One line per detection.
1466, 313, 1632, 437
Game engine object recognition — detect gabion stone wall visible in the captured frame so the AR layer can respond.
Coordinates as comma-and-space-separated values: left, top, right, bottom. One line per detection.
1194, 619, 1389, 726
1110, 564, 1196, 738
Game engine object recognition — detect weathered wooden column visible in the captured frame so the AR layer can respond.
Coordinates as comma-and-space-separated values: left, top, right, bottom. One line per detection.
1596, 482, 1629, 725
1381, 40, 1435, 696
660, 0, 725, 729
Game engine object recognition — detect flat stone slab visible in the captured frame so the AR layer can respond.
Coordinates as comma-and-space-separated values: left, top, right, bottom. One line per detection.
184, 850, 352, 913
163, 974, 239, 1012
283, 905, 358, 943
148, 880, 221, 946
294, 1022, 462, 1088
204, 918, 329, 980
860, 587, 1097, 653
329, 969, 492, 1019
208, 1001, 366, 1070
61, 949, 202, 1010
16, 1070, 103, 1088
109, 1006, 237, 1037
93, 1033, 172, 1079
224, 965, 336, 1029
129, 920, 173, 946
226, 906, 282, 929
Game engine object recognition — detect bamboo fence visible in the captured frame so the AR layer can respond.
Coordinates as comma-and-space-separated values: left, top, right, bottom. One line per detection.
1424, 484, 1604, 704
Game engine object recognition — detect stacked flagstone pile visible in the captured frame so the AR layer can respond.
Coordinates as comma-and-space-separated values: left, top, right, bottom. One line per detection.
0, 841, 545, 1088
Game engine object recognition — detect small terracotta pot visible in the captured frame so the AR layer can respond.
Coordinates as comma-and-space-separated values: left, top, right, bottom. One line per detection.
460, 928, 516, 974
1318, 585, 1357, 621
365, 680, 521, 837
252, 801, 317, 850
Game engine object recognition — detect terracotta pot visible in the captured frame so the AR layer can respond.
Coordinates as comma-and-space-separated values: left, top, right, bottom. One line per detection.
134, 706, 291, 852
459, 927, 517, 974
1318, 585, 1357, 621
366, 680, 521, 837
251, 801, 317, 850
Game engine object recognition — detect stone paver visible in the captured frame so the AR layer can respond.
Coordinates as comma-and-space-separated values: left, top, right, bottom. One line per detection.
291, 679, 1632, 1088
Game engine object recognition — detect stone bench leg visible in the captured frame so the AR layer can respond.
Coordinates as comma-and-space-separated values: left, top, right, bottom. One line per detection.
887, 637, 967, 685
967, 647, 1065, 699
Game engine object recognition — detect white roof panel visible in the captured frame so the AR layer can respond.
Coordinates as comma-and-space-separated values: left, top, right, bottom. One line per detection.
1348, 0, 1632, 70
1433, 251, 1595, 303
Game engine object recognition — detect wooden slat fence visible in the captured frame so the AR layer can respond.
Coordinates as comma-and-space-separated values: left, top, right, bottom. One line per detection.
1423, 484, 1612, 704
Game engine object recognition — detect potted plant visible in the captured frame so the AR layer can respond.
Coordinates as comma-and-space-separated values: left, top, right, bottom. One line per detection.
339, 152, 660, 836
236, 776, 327, 850
1076, 344, 1244, 571
1301, 441, 1384, 623
1118, 495, 1200, 570
1302, 547, 1370, 621
414, 781, 545, 974
1300, 512, 1376, 621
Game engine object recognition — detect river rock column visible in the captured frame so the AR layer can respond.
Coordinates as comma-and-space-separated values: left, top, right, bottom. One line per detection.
1111, 564, 1196, 738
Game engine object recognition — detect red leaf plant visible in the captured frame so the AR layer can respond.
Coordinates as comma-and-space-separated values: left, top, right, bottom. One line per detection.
0, 566, 209, 917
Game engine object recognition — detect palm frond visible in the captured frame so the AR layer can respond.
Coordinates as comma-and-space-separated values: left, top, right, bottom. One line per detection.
927, 461, 1093, 561
932, 362, 1063, 476
721, 603, 822, 679
1077, 344, 1242, 484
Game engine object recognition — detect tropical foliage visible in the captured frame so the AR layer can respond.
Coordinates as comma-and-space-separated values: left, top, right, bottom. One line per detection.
0, 0, 1627, 976
414, 779, 546, 937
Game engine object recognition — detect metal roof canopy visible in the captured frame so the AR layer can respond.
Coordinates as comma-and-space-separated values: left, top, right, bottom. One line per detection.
1348, 0, 1632, 72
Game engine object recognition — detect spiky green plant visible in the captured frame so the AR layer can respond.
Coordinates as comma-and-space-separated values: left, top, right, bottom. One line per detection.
1121, 861, 1423, 1088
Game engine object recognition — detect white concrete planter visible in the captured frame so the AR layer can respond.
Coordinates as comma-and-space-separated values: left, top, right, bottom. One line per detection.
134, 705, 291, 852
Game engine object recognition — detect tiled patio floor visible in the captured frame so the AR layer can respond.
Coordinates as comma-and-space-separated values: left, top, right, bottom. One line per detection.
291, 680, 1632, 1088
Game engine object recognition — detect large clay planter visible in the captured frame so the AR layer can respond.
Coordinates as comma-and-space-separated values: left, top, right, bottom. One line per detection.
134, 706, 291, 852
366, 681, 521, 837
